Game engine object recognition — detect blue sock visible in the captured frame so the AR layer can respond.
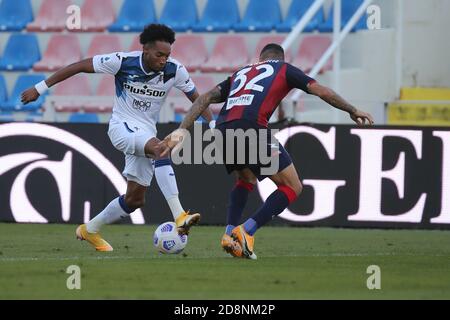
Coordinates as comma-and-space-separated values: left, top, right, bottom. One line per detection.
244, 186, 297, 236
225, 180, 253, 235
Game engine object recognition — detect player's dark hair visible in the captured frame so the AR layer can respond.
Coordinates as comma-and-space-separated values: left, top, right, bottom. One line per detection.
140, 24, 176, 46
260, 43, 285, 59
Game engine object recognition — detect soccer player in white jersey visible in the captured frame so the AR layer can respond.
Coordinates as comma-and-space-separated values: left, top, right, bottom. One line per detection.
21, 24, 213, 251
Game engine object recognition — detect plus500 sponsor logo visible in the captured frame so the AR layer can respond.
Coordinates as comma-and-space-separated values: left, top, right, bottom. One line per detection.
123, 83, 166, 97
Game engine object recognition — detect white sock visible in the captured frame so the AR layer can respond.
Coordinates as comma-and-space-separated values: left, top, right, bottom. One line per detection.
155, 159, 184, 220
86, 196, 130, 233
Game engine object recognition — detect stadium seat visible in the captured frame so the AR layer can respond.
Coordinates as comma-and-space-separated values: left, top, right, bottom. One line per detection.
292, 35, 332, 74
276, 0, 325, 33
0, 75, 7, 104
109, 0, 156, 32
52, 74, 91, 113
129, 37, 142, 51
86, 34, 122, 58
0, 74, 47, 111
0, 34, 41, 71
0, 0, 33, 31
252, 35, 293, 63
171, 35, 208, 72
318, 0, 367, 32
33, 34, 82, 72
201, 35, 249, 73
69, 113, 100, 123
74, 0, 115, 32
192, 0, 240, 32
27, 0, 71, 32
159, 0, 197, 32
234, 0, 281, 32
84, 75, 114, 113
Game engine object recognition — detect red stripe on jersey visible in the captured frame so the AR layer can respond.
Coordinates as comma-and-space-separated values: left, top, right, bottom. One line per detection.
257, 64, 291, 127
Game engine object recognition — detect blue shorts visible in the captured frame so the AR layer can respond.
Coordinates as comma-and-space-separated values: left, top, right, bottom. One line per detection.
216, 119, 292, 181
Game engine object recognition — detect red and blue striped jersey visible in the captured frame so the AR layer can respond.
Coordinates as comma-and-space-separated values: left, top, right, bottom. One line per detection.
215, 60, 315, 127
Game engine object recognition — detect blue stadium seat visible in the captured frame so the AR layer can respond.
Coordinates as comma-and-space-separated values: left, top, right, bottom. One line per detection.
276, 0, 325, 33
0, 74, 47, 111
69, 113, 100, 123
192, 0, 240, 32
108, 0, 156, 32
318, 0, 367, 32
159, 0, 197, 32
234, 0, 281, 32
0, 34, 40, 71
0, 74, 7, 104
0, 0, 33, 31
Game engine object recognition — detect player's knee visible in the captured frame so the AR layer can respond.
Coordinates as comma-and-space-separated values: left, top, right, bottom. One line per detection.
124, 194, 145, 209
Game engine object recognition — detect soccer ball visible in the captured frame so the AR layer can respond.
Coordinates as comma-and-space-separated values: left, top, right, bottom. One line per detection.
153, 222, 188, 254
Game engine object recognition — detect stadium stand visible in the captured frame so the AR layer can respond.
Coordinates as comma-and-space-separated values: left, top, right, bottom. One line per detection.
27, 0, 71, 32
234, 0, 281, 32
159, 0, 197, 32
292, 35, 333, 73
0, 34, 41, 71
52, 74, 91, 113
192, 0, 240, 32
83, 75, 115, 113
109, 0, 156, 32
200, 35, 249, 73
171, 35, 208, 72
0, 0, 385, 123
318, 0, 367, 32
86, 34, 123, 58
0, 0, 33, 31
0, 75, 7, 104
75, 0, 115, 32
252, 35, 293, 63
0, 74, 47, 111
68, 112, 100, 123
276, 0, 325, 32
33, 34, 82, 72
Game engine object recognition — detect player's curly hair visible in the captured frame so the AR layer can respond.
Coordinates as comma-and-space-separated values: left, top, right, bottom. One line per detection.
140, 24, 176, 46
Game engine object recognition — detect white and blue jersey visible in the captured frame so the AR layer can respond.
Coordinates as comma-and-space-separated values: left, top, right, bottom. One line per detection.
93, 51, 196, 130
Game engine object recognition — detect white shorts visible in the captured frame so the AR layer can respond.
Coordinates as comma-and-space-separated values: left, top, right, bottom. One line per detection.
108, 119, 157, 187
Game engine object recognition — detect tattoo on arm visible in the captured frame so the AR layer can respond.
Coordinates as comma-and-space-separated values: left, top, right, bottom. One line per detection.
180, 87, 224, 129
322, 90, 357, 114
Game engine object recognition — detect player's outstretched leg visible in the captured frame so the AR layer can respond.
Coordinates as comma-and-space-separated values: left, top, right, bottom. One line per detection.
149, 135, 201, 235
233, 165, 302, 259
76, 182, 143, 251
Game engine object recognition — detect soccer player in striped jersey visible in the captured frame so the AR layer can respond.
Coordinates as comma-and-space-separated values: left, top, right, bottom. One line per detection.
161, 43, 374, 259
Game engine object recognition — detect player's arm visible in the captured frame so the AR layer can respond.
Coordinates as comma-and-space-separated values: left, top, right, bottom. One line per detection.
180, 86, 224, 129
286, 63, 374, 125
186, 90, 214, 125
307, 82, 374, 125
159, 85, 226, 157
21, 58, 95, 105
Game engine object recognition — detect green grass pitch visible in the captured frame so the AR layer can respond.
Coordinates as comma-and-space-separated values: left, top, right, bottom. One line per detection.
0, 223, 449, 299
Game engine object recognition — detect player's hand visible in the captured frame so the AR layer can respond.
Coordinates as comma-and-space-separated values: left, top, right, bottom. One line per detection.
159, 129, 188, 158
21, 87, 40, 105
350, 109, 374, 126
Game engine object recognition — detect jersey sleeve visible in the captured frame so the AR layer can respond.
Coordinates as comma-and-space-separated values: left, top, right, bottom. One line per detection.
285, 63, 316, 93
92, 52, 123, 75
216, 77, 232, 101
174, 64, 196, 96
